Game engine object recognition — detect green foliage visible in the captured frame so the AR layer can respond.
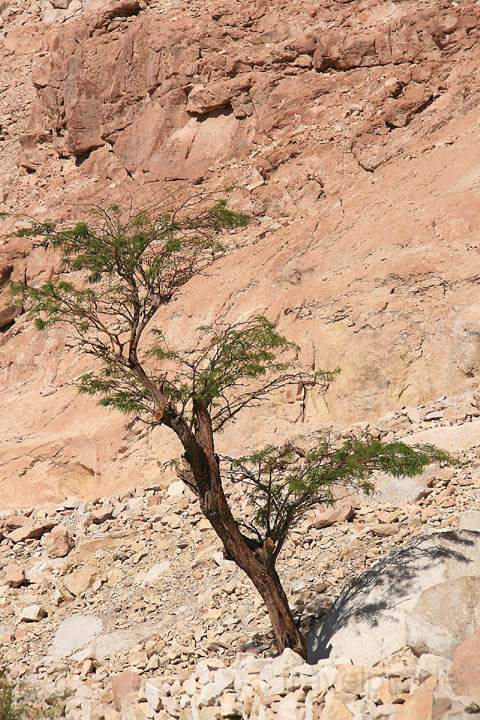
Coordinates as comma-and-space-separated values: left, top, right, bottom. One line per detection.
207, 199, 248, 231
78, 365, 152, 415
0, 677, 15, 720
0, 675, 66, 720
225, 436, 454, 559
11, 200, 250, 393
77, 316, 335, 429
13, 200, 329, 431
12, 202, 247, 284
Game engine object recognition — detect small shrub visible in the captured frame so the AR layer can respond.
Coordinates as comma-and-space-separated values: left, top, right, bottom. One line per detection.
0, 677, 16, 720
0, 676, 65, 720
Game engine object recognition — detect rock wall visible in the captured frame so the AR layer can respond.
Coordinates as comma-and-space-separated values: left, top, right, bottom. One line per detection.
1, 0, 480, 504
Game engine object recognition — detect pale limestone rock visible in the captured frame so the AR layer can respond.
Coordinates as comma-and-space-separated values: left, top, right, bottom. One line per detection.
335, 665, 381, 695
144, 679, 163, 712
406, 576, 480, 658
458, 511, 480, 532
63, 565, 96, 596
51, 614, 104, 658
415, 654, 451, 683
140, 561, 171, 586
309, 531, 480, 665
198, 669, 235, 707
19, 604, 47, 622
219, 693, 241, 717
276, 690, 302, 719
167, 480, 184, 498
322, 692, 353, 720
309, 504, 355, 530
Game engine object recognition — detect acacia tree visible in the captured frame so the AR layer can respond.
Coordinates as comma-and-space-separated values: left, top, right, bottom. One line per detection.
10, 201, 449, 660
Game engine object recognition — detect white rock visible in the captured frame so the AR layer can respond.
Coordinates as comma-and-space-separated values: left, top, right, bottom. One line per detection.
198, 669, 235, 707
405, 420, 480, 453
220, 693, 241, 717
309, 530, 480, 665
19, 604, 47, 622
167, 480, 184, 498
270, 648, 304, 676
51, 614, 104, 658
92, 624, 156, 661
140, 561, 171, 586
316, 665, 338, 692
276, 691, 301, 719
459, 511, 480, 532
144, 680, 163, 712
183, 675, 198, 696
415, 653, 451, 682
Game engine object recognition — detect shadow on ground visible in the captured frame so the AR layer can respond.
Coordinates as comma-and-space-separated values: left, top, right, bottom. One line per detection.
307, 530, 479, 663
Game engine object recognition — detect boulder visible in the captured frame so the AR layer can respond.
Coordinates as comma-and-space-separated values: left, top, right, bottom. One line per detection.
449, 632, 480, 698
309, 504, 355, 529
19, 604, 47, 622
3, 515, 32, 531
144, 680, 163, 713
321, 692, 353, 720
140, 561, 170, 586
398, 676, 436, 720
197, 669, 235, 707
406, 576, 480, 657
8, 521, 56, 543
45, 526, 75, 558
459, 511, 480, 532
89, 504, 114, 525
92, 624, 156, 661
404, 420, 480, 453
51, 614, 104, 658
63, 565, 96, 596
111, 671, 142, 711
370, 524, 398, 537
308, 531, 480, 664
334, 665, 381, 695
167, 480, 185, 498
4, 564, 27, 588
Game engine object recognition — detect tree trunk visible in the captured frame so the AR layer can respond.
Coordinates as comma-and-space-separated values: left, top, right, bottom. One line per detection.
202, 483, 307, 658
247, 562, 307, 658
198, 469, 307, 659
169, 401, 307, 660
204, 491, 307, 660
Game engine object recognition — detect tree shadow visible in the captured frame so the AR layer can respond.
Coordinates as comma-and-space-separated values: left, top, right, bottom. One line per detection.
307, 530, 479, 663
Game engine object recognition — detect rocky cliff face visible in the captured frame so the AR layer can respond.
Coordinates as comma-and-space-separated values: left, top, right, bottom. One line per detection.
1, 0, 480, 506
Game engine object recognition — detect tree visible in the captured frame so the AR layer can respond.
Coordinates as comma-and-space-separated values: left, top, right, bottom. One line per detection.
10, 201, 451, 660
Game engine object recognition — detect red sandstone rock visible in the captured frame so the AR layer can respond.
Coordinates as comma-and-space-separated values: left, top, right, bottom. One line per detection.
449, 633, 480, 698
45, 526, 75, 558
8, 522, 56, 543
4, 564, 27, 588
111, 671, 142, 711
398, 676, 436, 720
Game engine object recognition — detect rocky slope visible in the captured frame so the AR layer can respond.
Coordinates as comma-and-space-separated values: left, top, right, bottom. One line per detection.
1, 0, 480, 503
1, 393, 480, 718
